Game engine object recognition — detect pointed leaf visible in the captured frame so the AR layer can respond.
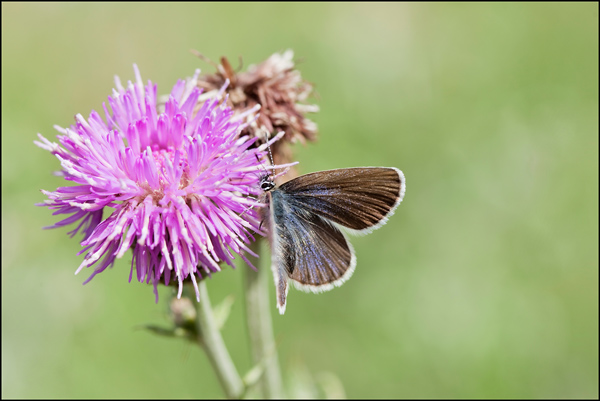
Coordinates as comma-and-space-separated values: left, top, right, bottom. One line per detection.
213, 294, 235, 330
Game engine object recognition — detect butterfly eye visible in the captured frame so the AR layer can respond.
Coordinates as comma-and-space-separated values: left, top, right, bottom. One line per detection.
260, 177, 276, 191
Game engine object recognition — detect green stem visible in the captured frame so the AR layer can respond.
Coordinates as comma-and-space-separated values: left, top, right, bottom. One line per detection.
244, 239, 284, 398
191, 280, 244, 399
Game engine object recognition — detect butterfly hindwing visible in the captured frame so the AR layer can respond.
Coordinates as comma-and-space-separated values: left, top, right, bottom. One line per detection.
267, 189, 355, 314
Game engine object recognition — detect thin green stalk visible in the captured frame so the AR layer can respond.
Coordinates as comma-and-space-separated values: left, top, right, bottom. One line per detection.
191, 281, 244, 399
244, 239, 284, 398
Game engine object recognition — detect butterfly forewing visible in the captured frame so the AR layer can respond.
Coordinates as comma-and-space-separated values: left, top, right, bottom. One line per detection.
278, 167, 404, 233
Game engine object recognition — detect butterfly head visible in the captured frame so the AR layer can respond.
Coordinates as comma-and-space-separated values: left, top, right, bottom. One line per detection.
259, 174, 276, 192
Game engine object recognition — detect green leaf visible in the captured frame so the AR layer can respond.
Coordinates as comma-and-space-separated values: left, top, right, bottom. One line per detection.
316, 371, 346, 399
213, 294, 235, 330
137, 324, 194, 340
242, 361, 266, 397
286, 360, 319, 399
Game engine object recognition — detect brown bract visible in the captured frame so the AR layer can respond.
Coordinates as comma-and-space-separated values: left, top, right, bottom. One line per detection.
194, 50, 319, 169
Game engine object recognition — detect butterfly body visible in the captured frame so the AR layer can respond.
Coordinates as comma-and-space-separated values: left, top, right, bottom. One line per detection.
260, 167, 405, 314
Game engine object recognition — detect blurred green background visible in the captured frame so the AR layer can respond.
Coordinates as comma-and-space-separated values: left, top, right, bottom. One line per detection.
2, 3, 598, 399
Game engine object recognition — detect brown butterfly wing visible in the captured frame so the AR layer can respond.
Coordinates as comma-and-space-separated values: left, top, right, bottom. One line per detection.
278, 167, 405, 233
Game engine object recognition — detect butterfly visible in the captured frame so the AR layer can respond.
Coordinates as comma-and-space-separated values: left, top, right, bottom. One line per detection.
259, 167, 406, 314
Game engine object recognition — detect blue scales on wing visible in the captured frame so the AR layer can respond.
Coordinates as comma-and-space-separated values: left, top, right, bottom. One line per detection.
271, 188, 355, 292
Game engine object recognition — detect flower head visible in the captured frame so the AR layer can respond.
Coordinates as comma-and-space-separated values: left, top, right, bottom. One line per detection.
35, 65, 277, 301
194, 50, 319, 168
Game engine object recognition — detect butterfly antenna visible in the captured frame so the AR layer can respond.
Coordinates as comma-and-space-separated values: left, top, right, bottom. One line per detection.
254, 152, 271, 178
256, 130, 293, 180
264, 129, 276, 178
256, 127, 276, 178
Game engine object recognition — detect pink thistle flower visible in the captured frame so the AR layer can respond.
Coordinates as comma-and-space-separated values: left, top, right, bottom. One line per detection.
35, 65, 281, 302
